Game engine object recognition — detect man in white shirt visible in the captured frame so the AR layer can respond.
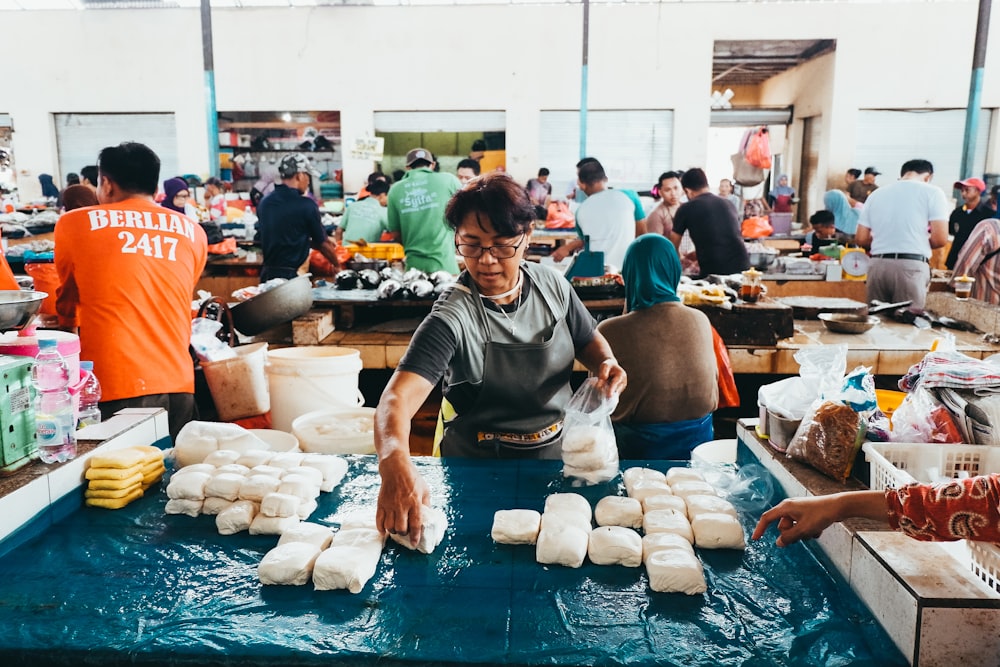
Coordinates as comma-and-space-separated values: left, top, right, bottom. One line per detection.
855, 159, 950, 310
551, 160, 644, 271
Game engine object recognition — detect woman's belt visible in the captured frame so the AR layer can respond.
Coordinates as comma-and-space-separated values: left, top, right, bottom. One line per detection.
477, 421, 563, 449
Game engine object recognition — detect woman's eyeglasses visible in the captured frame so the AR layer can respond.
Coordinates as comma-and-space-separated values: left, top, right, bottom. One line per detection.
455, 234, 525, 259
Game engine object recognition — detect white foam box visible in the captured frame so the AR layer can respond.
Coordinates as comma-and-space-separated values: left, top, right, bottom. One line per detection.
862, 440, 1000, 593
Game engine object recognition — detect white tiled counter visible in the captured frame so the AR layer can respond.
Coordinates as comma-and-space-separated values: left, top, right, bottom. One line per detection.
739, 419, 1000, 665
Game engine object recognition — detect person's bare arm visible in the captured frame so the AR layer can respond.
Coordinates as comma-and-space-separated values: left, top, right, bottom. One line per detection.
928, 219, 949, 249
375, 370, 434, 545
317, 238, 342, 271
854, 225, 873, 250
635, 219, 647, 237
668, 231, 683, 251
751, 491, 888, 547
551, 238, 584, 262
576, 331, 627, 396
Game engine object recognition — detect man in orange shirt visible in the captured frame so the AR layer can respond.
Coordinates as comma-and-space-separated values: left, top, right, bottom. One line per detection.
56, 142, 208, 439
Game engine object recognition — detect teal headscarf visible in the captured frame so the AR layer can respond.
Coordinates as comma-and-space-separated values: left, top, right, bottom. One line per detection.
623, 233, 682, 312
823, 189, 860, 235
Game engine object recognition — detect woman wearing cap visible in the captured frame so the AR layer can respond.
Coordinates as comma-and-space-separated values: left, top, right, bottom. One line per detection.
375, 173, 626, 543
596, 234, 718, 459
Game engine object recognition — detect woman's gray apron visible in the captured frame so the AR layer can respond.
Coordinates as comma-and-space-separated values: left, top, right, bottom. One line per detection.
439, 270, 576, 459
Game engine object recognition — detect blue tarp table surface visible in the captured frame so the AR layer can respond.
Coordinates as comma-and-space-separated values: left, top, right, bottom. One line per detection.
0, 454, 905, 666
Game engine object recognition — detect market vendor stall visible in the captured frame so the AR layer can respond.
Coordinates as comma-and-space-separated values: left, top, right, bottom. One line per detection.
0, 453, 904, 666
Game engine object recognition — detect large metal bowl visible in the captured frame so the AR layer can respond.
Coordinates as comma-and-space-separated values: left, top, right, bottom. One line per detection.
747, 251, 778, 271
818, 312, 879, 334
230, 275, 314, 336
0, 290, 47, 331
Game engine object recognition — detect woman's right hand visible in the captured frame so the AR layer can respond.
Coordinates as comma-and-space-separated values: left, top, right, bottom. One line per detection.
376, 450, 432, 546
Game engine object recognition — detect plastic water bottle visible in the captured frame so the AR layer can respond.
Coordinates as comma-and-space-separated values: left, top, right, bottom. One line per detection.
31, 338, 77, 464
77, 360, 102, 428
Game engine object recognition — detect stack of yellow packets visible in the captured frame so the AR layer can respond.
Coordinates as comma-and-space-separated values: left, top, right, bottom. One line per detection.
84, 446, 166, 509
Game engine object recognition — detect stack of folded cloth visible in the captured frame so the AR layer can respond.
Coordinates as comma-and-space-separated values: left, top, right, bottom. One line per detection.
84, 446, 166, 509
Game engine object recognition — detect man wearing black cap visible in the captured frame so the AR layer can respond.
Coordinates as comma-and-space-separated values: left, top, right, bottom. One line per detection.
386, 147, 461, 273
945, 177, 994, 269
257, 152, 340, 282
848, 167, 879, 204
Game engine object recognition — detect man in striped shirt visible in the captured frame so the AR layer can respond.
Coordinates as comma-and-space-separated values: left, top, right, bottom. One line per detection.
951, 217, 1000, 305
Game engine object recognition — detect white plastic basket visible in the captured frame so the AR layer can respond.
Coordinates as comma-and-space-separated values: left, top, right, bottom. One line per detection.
862, 441, 1000, 594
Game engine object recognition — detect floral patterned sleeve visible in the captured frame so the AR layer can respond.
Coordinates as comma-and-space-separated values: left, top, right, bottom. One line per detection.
885, 474, 1000, 542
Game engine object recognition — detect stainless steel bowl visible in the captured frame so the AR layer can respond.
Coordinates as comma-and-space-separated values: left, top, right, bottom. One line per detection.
818, 312, 879, 334
747, 251, 778, 271
0, 290, 47, 331
230, 275, 314, 336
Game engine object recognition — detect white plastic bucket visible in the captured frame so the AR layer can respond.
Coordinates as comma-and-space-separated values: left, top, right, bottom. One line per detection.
292, 407, 376, 454
201, 342, 270, 422
266, 346, 364, 433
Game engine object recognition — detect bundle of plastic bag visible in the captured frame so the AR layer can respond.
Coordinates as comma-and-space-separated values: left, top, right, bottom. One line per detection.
785, 366, 876, 482
561, 378, 620, 485
191, 317, 237, 363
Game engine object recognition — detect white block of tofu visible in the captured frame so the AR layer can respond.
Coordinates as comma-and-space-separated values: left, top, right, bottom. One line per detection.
216, 499, 258, 535
201, 497, 233, 516
669, 480, 718, 501
301, 454, 349, 492
249, 513, 300, 536
642, 509, 694, 543
278, 521, 335, 550
535, 522, 590, 568
258, 542, 322, 586
389, 505, 448, 554
215, 464, 250, 476
645, 549, 707, 595
623, 467, 666, 495
313, 529, 384, 593
642, 532, 695, 562
283, 466, 323, 488
665, 467, 706, 485
561, 424, 611, 453
685, 494, 738, 521
296, 499, 318, 520
166, 471, 212, 501
691, 513, 746, 550
268, 452, 306, 470
203, 449, 242, 467
587, 525, 642, 567
541, 510, 592, 534
594, 496, 643, 529
279, 476, 321, 501
491, 509, 542, 545
248, 465, 284, 480
238, 475, 282, 503
164, 498, 202, 517
337, 510, 378, 531
204, 472, 246, 502
260, 492, 302, 518
642, 494, 687, 514
175, 463, 216, 475
235, 450, 273, 468
543, 493, 592, 522
628, 480, 673, 502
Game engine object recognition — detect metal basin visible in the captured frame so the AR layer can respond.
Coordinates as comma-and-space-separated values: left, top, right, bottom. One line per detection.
230, 275, 314, 336
0, 290, 47, 331
747, 251, 778, 271
818, 312, 879, 334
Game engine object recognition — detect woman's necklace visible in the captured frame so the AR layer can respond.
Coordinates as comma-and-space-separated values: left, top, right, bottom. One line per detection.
481, 270, 523, 301
482, 270, 524, 334
496, 291, 522, 335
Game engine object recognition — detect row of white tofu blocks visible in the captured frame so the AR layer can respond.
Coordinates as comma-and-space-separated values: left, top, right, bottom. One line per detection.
491, 467, 745, 595
163, 448, 348, 535
256, 505, 450, 592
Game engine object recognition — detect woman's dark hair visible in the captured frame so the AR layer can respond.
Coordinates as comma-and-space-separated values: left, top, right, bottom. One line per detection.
204, 177, 223, 188
98, 142, 160, 195
445, 172, 535, 237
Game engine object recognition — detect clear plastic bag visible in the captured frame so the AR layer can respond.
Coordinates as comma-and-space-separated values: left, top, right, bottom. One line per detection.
891, 386, 964, 444
191, 317, 237, 363
561, 378, 620, 485
794, 344, 848, 401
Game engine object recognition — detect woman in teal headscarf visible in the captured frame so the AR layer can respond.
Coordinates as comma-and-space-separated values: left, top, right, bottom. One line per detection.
824, 189, 860, 236
597, 234, 719, 459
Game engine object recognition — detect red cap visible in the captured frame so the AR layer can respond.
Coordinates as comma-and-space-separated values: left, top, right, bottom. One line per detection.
954, 177, 987, 192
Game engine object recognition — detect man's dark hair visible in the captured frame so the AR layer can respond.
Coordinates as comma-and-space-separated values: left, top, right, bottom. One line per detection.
847, 168, 862, 179
409, 158, 432, 169
471, 139, 487, 153
65, 172, 80, 186
367, 171, 388, 185
538, 168, 550, 177
576, 157, 600, 170
901, 159, 934, 176
457, 158, 481, 176
97, 142, 160, 195
445, 172, 535, 237
80, 165, 98, 186
658, 170, 684, 187
367, 180, 390, 196
577, 161, 607, 186
680, 167, 708, 191
810, 210, 836, 226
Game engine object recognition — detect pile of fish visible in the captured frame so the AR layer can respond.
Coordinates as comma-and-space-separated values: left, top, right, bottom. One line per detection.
333, 267, 456, 300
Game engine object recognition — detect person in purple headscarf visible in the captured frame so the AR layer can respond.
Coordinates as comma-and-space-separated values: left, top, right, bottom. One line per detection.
161, 177, 196, 217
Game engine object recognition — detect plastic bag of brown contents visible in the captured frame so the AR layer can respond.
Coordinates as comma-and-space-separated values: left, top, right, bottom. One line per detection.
786, 400, 866, 482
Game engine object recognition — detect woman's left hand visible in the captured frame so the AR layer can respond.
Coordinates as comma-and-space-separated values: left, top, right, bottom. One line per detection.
594, 358, 627, 397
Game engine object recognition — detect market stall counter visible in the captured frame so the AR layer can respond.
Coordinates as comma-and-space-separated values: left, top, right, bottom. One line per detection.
0, 453, 904, 666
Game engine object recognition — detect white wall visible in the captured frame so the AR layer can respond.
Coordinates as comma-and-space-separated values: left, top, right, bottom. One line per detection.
3, 2, 999, 197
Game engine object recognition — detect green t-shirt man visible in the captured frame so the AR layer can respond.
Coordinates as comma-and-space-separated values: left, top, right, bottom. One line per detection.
340, 196, 388, 244
387, 156, 460, 274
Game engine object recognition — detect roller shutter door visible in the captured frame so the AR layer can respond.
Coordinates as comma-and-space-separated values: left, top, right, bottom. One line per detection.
539, 110, 673, 196
54, 113, 179, 186
855, 109, 992, 190
373, 111, 506, 133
